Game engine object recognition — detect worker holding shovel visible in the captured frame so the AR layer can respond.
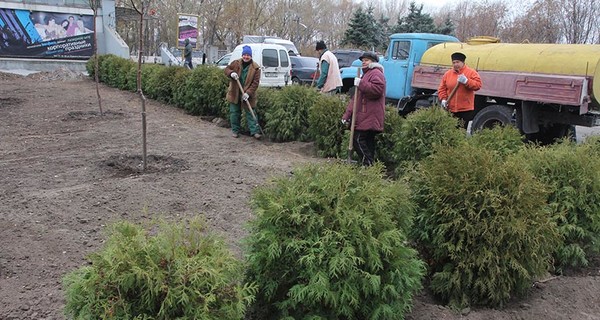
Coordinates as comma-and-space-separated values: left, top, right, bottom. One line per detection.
224, 45, 262, 139
341, 51, 386, 166
438, 52, 482, 128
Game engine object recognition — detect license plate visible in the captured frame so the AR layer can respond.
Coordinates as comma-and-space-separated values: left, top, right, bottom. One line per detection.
265, 72, 278, 78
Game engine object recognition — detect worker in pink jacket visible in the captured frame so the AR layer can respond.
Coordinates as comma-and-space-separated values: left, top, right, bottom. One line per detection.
342, 51, 386, 166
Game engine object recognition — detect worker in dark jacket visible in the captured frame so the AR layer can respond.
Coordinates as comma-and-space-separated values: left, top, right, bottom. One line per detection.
224, 45, 262, 139
183, 38, 193, 69
341, 51, 386, 166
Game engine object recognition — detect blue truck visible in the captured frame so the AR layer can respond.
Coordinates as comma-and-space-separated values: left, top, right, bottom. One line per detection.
340, 33, 600, 142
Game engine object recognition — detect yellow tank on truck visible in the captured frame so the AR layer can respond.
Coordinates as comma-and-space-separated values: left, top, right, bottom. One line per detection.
420, 40, 600, 105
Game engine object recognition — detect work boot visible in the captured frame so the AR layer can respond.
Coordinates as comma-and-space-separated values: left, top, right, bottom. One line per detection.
253, 133, 262, 140
232, 132, 239, 138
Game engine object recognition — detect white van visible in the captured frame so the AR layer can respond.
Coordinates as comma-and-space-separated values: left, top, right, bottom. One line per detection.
229, 43, 291, 87
242, 35, 300, 55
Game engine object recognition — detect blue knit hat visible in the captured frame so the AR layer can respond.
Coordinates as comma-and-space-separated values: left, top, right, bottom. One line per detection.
242, 45, 252, 57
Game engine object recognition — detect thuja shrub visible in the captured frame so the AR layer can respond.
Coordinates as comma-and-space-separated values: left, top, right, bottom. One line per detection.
171, 68, 193, 109
252, 87, 281, 136
146, 65, 187, 103
245, 163, 425, 319
176, 66, 229, 118
98, 54, 122, 84
514, 140, 600, 271
106, 56, 135, 89
139, 64, 164, 95
86, 54, 115, 79
393, 107, 465, 174
122, 63, 162, 94
263, 85, 319, 142
468, 125, 525, 158
409, 143, 560, 308
375, 106, 405, 173
307, 94, 347, 157
63, 219, 255, 319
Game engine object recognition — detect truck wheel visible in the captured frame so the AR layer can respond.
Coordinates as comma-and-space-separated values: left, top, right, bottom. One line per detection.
526, 124, 575, 144
471, 105, 514, 131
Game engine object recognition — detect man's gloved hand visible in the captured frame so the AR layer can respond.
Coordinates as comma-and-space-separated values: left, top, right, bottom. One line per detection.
231, 72, 239, 80
457, 74, 468, 84
242, 93, 249, 101
354, 77, 361, 86
441, 100, 448, 108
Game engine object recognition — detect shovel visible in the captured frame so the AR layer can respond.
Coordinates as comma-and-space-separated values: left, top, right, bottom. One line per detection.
310, 62, 319, 87
347, 68, 361, 163
235, 78, 265, 136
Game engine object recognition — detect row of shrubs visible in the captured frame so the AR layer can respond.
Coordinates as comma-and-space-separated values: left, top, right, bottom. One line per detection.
67, 56, 600, 318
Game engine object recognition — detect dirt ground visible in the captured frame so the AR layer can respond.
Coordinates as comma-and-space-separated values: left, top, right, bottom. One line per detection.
1, 71, 599, 320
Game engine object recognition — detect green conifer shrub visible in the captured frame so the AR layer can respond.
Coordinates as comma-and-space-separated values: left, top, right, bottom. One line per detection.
123, 63, 162, 94
409, 143, 560, 308
307, 95, 348, 157
263, 85, 319, 142
393, 107, 465, 175
86, 54, 115, 79
468, 126, 525, 158
375, 106, 405, 173
173, 66, 229, 118
514, 140, 600, 271
254, 87, 278, 121
171, 68, 193, 109
97, 54, 121, 85
146, 66, 187, 103
245, 163, 425, 319
63, 219, 255, 319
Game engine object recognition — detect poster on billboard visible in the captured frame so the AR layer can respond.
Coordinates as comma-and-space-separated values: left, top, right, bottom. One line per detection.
176, 14, 199, 49
0, 8, 94, 59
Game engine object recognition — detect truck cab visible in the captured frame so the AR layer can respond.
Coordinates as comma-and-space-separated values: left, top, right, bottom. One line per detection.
339, 33, 458, 101
381, 33, 459, 101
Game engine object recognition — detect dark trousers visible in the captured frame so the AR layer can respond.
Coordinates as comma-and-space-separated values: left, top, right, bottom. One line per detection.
185, 58, 193, 69
353, 130, 378, 166
453, 110, 475, 129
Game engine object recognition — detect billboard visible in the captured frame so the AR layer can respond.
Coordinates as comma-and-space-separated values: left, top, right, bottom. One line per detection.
176, 14, 198, 49
0, 8, 94, 59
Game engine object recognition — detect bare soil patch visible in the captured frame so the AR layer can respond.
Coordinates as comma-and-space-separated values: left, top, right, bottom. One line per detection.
0, 71, 598, 320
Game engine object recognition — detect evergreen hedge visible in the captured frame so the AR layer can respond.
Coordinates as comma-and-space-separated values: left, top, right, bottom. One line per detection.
515, 139, 600, 271
263, 85, 319, 142
409, 142, 560, 308
393, 107, 465, 174
308, 94, 348, 158
245, 163, 425, 319
63, 219, 255, 319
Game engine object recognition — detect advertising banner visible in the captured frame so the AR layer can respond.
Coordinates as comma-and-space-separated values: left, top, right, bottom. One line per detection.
0, 8, 94, 59
176, 14, 198, 49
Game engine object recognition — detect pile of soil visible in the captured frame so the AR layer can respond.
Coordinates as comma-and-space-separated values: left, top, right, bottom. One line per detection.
0, 71, 598, 319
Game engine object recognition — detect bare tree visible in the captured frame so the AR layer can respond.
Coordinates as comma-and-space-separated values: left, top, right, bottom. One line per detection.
501, 0, 561, 43
88, 0, 103, 116
129, 0, 153, 170
451, 0, 508, 41
558, 0, 599, 44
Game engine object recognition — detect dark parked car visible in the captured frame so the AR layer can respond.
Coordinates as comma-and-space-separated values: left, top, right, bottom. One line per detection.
290, 56, 319, 85
332, 49, 363, 68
